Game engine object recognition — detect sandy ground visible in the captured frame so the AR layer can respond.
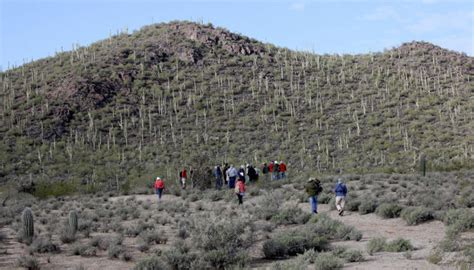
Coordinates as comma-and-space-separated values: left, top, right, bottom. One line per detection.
0, 193, 451, 269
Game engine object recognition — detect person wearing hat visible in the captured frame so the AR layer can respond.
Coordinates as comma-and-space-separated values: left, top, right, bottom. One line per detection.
305, 177, 323, 214
334, 178, 348, 216
154, 177, 165, 201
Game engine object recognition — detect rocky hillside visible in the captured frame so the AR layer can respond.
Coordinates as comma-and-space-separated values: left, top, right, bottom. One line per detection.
0, 21, 473, 194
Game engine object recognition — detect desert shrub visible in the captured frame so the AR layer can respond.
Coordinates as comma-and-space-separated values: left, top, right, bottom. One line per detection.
263, 229, 328, 258
367, 237, 387, 255
134, 256, 167, 270
71, 243, 97, 257
137, 239, 150, 252
345, 199, 361, 211
401, 207, 434, 225
427, 250, 442, 264
358, 198, 378, 214
16, 255, 40, 270
439, 235, 460, 252
30, 236, 60, 253
341, 249, 364, 262
376, 203, 403, 219
205, 190, 223, 201
162, 240, 197, 270
60, 227, 76, 243
125, 221, 154, 237
318, 193, 332, 204
309, 214, 362, 241
250, 191, 282, 220
107, 244, 124, 259
385, 238, 414, 252
191, 218, 253, 269
270, 206, 310, 225
271, 256, 308, 270
313, 253, 343, 270
443, 208, 474, 235
139, 229, 167, 244
367, 237, 414, 254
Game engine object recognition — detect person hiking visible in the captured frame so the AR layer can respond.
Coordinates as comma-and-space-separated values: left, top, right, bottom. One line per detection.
279, 161, 287, 179
268, 161, 274, 179
223, 163, 230, 186
305, 177, 323, 214
273, 161, 280, 180
334, 178, 348, 216
247, 164, 258, 183
179, 168, 187, 189
262, 163, 269, 181
154, 177, 165, 201
235, 178, 246, 205
238, 165, 246, 183
214, 165, 223, 190
227, 165, 238, 189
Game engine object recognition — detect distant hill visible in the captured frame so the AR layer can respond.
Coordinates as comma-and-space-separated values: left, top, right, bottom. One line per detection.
1, 21, 472, 194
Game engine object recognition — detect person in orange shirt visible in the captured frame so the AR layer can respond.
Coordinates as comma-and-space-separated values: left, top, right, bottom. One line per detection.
154, 177, 165, 200
235, 178, 246, 205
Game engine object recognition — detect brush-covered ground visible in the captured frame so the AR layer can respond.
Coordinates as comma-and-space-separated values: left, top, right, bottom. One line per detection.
1, 171, 473, 270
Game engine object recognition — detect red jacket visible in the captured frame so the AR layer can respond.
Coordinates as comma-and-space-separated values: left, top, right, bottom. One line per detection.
236, 180, 246, 193
279, 163, 287, 172
155, 179, 164, 189
180, 169, 187, 178
268, 163, 274, 173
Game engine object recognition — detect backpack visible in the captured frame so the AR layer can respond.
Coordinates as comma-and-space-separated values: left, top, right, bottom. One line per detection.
179, 171, 182, 178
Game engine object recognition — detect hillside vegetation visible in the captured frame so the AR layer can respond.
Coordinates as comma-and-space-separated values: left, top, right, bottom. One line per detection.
0, 21, 473, 194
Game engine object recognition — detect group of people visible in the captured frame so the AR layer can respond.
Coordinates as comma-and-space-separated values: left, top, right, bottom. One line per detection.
153, 163, 349, 216
305, 177, 348, 216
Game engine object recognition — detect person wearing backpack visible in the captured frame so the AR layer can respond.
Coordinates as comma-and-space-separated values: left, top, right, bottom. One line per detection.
223, 163, 230, 186
235, 178, 246, 205
334, 178, 348, 216
247, 164, 258, 183
305, 177, 323, 214
262, 163, 269, 181
273, 161, 280, 180
154, 177, 165, 201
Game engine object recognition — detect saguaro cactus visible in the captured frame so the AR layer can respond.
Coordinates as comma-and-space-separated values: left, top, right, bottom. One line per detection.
420, 155, 427, 177
68, 210, 78, 235
21, 208, 34, 244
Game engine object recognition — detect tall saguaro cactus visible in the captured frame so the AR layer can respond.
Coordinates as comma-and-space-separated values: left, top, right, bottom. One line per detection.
68, 210, 78, 235
21, 208, 34, 244
420, 155, 427, 177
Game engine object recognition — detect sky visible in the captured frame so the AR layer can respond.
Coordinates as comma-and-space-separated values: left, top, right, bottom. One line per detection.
1, 0, 473, 70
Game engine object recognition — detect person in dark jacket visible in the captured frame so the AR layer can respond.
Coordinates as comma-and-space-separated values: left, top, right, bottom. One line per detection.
273, 161, 280, 180
247, 164, 258, 183
305, 177, 322, 214
223, 163, 230, 186
238, 165, 246, 183
334, 178, 348, 216
214, 165, 223, 190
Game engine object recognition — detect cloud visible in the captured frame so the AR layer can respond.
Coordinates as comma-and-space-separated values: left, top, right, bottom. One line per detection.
358, 6, 402, 22
406, 11, 473, 34
289, 2, 305, 11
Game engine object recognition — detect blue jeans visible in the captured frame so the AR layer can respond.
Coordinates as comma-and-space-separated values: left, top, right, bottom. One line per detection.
156, 188, 163, 200
280, 172, 286, 179
228, 176, 236, 189
309, 196, 318, 213
215, 176, 223, 190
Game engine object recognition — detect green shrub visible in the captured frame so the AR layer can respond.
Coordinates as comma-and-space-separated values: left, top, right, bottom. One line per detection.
270, 207, 311, 225
427, 250, 442, 265
134, 256, 167, 270
16, 255, 40, 270
345, 199, 361, 211
162, 241, 197, 270
318, 193, 332, 204
367, 237, 387, 255
443, 208, 474, 235
262, 229, 328, 259
358, 199, 377, 214
313, 253, 343, 270
309, 214, 362, 241
401, 207, 434, 225
70, 243, 97, 257
30, 236, 60, 253
376, 203, 403, 219
385, 238, 414, 252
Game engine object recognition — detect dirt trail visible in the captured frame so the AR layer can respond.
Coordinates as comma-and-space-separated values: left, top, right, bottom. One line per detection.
298, 203, 449, 270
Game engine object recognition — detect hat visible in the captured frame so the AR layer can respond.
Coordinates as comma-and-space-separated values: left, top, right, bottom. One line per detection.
308, 177, 316, 182
156, 177, 161, 180
337, 178, 342, 183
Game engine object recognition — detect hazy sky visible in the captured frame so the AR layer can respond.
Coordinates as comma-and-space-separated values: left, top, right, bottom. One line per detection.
1, 0, 473, 70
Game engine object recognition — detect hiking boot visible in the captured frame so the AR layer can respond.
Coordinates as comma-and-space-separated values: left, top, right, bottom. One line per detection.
339, 210, 344, 216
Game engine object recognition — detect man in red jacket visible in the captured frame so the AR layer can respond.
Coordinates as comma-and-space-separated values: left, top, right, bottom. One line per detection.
179, 168, 187, 189
279, 161, 287, 179
154, 177, 165, 200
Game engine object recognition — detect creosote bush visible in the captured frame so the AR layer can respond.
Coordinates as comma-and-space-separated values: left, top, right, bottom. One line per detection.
401, 207, 434, 225
367, 237, 414, 255
375, 203, 403, 219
